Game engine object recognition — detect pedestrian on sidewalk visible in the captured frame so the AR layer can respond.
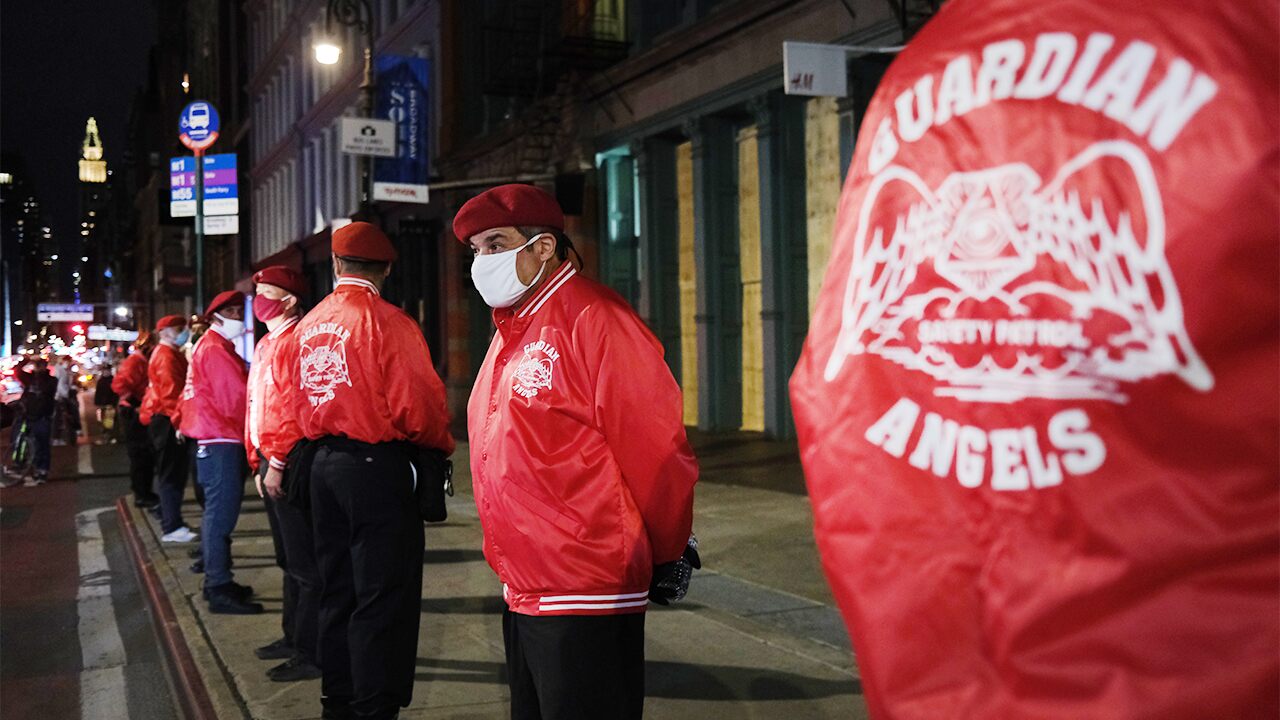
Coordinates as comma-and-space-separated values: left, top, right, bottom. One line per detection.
93, 362, 119, 443
455, 185, 700, 720
279, 222, 454, 720
140, 315, 197, 544
245, 265, 322, 681
179, 290, 261, 615
52, 356, 77, 446
13, 357, 56, 485
113, 333, 158, 508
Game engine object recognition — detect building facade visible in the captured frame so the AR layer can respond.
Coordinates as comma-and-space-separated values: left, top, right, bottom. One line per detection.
240, 0, 938, 438
433, 0, 938, 438
0, 154, 58, 354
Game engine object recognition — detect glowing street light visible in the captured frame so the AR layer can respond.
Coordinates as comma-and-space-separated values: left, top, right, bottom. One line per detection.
314, 41, 342, 65
114, 306, 129, 318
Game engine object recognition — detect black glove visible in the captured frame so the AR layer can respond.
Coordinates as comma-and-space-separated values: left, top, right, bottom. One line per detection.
650, 534, 701, 605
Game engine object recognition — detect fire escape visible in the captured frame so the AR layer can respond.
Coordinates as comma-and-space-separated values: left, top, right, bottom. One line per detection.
478, 0, 630, 176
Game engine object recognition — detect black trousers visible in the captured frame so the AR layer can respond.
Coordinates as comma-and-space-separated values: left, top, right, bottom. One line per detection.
118, 405, 155, 501
503, 609, 646, 720
310, 442, 423, 719
148, 414, 188, 534
260, 455, 322, 663
261, 464, 297, 646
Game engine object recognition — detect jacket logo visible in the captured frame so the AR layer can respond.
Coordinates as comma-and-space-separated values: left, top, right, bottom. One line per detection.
299, 323, 352, 407
512, 340, 560, 399
823, 140, 1213, 404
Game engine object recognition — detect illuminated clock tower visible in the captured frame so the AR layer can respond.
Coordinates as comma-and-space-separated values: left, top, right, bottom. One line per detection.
76, 117, 111, 305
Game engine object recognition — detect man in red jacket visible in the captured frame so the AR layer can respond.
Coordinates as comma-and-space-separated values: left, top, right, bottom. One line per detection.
279, 222, 453, 720
141, 314, 195, 543
244, 265, 321, 682
113, 332, 157, 508
179, 290, 260, 615
455, 184, 699, 720
789, 1, 1279, 718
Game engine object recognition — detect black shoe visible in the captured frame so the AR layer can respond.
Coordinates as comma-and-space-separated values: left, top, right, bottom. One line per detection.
190, 559, 204, 574
321, 699, 355, 720
207, 587, 264, 615
134, 495, 160, 509
203, 580, 254, 601
266, 656, 323, 682
254, 637, 294, 661
147, 506, 162, 520
187, 546, 203, 559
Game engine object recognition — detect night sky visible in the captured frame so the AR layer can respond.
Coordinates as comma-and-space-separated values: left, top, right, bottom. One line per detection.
1, 0, 158, 248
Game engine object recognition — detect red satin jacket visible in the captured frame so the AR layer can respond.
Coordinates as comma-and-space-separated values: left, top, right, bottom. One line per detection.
283, 276, 454, 453
468, 262, 698, 616
177, 328, 247, 443
112, 351, 149, 407
789, 0, 1279, 717
139, 343, 187, 426
245, 317, 302, 472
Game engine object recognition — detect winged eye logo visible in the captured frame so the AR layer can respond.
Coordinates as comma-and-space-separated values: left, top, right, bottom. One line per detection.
512, 342, 558, 399
299, 335, 353, 407
823, 140, 1213, 403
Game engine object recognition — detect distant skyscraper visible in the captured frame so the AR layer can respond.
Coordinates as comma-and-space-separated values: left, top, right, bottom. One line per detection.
76, 117, 113, 305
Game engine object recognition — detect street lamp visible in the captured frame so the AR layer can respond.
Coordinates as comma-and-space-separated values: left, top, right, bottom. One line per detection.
314, 41, 342, 65
114, 306, 129, 318
314, 0, 376, 216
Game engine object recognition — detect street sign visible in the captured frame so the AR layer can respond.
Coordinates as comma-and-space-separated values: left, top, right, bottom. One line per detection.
87, 325, 139, 342
373, 55, 431, 205
373, 182, 429, 203
37, 303, 94, 322
203, 215, 239, 235
179, 101, 220, 151
340, 117, 397, 158
170, 154, 238, 217
783, 42, 848, 97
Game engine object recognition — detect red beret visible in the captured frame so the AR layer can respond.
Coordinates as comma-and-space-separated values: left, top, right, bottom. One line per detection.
452, 184, 564, 244
253, 265, 307, 298
155, 314, 187, 331
204, 290, 245, 319
332, 221, 397, 262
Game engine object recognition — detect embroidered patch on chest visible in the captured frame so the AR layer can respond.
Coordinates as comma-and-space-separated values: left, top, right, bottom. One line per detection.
512, 340, 561, 399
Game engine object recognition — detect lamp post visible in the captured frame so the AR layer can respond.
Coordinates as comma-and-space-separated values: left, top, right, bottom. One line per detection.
314, 0, 377, 217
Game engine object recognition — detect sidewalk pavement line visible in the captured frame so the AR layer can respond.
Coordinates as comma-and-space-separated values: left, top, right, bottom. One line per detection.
78, 445, 94, 476
77, 507, 130, 720
80, 666, 128, 720
117, 496, 238, 720
670, 603, 856, 676
76, 504, 125, 666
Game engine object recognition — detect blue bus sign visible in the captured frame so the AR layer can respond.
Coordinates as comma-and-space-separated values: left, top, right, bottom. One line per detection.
179, 101, 220, 151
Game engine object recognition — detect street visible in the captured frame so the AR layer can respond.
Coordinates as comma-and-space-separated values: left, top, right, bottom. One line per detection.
0, 442, 178, 720
1, 434, 867, 719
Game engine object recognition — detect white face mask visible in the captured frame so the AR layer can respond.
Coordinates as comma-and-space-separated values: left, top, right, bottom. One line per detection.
471, 235, 547, 308
214, 313, 245, 339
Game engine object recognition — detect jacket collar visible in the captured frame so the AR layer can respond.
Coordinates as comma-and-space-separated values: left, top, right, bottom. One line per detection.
491, 262, 578, 339
336, 275, 380, 295
266, 315, 300, 339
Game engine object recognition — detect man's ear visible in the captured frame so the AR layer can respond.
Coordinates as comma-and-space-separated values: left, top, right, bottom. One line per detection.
383, 263, 392, 280
535, 234, 556, 262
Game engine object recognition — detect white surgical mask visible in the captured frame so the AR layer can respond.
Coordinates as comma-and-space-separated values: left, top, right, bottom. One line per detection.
214, 313, 245, 339
471, 235, 547, 308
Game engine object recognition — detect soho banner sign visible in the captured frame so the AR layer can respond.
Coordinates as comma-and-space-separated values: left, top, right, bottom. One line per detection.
373, 55, 430, 205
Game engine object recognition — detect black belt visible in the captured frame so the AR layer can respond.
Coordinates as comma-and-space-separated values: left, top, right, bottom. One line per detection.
287, 436, 452, 522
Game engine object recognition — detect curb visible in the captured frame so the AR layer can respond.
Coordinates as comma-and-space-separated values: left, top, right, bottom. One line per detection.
117, 497, 220, 720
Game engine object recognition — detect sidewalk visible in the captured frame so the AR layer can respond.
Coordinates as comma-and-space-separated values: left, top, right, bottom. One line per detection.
125, 436, 867, 719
